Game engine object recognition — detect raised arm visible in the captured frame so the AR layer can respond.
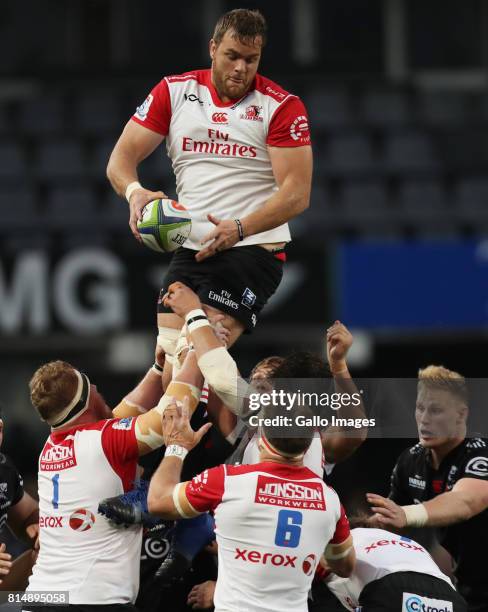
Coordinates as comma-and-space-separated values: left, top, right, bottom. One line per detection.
322, 321, 368, 464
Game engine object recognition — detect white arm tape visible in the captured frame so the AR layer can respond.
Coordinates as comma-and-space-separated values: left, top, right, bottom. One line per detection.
157, 327, 181, 359
403, 503, 429, 527
324, 544, 353, 561
172, 483, 195, 519
197, 347, 248, 416
125, 181, 142, 203
135, 420, 165, 450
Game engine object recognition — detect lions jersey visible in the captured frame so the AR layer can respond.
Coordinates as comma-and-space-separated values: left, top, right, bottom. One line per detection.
326, 528, 453, 611
27, 418, 142, 604
176, 461, 350, 612
132, 69, 311, 250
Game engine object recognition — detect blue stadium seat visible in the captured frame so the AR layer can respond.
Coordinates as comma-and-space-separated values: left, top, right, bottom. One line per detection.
325, 135, 377, 175
454, 178, 488, 223
397, 179, 447, 220
305, 89, 355, 130
75, 92, 122, 134
417, 91, 468, 124
361, 89, 410, 126
35, 140, 86, 180
383, 132, 441, 173
18, 96, 65, 134
0, 186, 39, 230
44, 186, 97, 230
0, 142, 27, 180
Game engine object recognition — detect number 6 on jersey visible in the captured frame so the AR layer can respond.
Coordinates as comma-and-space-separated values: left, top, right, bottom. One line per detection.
274, 509, 302, 548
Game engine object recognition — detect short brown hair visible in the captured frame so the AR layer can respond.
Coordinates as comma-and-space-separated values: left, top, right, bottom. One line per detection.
250, 355, 284, 381
213, 9, 267, 47
418, 365, 468, 406
29, 360, 78, 422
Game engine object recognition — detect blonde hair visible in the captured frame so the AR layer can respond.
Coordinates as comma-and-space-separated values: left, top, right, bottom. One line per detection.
29, 361, 78, 422
418, 365, 468, 405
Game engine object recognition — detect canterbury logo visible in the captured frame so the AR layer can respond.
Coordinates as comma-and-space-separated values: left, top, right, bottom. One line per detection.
212, 112, 228, 123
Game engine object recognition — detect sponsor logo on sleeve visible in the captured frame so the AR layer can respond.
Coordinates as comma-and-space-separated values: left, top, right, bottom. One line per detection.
135, 94, 154, 121
290, 115, 310, 143
112, 417, 134, 431
402, 593, 452, 612
188, 470, 208, 493
465, 456, 488, 478
254, 476, 325, 510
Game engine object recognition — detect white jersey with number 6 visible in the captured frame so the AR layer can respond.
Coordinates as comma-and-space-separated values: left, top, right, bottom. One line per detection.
177, 461, 350, 612
27, 418, 142, 604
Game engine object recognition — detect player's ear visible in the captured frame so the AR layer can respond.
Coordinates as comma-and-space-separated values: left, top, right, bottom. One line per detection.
209, 39, 217, 60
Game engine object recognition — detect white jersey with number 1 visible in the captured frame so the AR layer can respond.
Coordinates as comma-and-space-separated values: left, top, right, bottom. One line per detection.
27, 418, 142, 604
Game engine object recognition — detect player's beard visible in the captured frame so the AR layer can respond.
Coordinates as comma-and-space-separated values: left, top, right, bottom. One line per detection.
212, 66, 249, 101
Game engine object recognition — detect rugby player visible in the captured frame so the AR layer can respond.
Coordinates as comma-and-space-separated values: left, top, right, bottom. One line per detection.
324, 523, 466, 611
24, 345, 206, 610
148, 396, 355, 612
367, 366, 488, 611
106, 8, 313, 388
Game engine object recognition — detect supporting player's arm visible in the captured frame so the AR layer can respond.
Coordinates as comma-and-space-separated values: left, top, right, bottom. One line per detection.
322, 321, 368, 464
148, 397, 212, 518
162, 282, 249, 417
113, 342, 166, 418
324, 506, 356, 578
368, 477, 488, 529
134, 350, 204, 456
107, 120, 167, 240
196, 144, 312, 261
8, 492, 39, 545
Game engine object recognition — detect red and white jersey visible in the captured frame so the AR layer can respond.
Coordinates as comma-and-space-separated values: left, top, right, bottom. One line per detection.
242, 432, 335, 477
27, 418, 142, 604
178, 461, 350, 612
132, 69, 311, 250
325, 528, 454, 611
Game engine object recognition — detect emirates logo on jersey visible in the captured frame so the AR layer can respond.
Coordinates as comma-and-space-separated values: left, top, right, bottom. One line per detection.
290, 115, 310, 143
240, 105, 263, 122
255, 476, 325, 510
302, 554, 317, 576
40, 440, 77, 471
211, 112, 228, 124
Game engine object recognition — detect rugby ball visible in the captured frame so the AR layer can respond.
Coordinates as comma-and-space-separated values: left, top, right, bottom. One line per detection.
69, 508, 96, 531
137, 199, 192, 253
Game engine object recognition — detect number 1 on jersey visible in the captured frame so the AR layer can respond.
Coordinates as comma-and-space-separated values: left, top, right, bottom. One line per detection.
51, 474, 60, 509
274, 509, 302, 548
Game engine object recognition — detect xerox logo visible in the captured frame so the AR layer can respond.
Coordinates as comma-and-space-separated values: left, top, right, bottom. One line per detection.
234, 548, 297, 568
40, 515, 63, 528
302, 554, 317, 576
365, 538, 424, 554
212, 112, 228, 124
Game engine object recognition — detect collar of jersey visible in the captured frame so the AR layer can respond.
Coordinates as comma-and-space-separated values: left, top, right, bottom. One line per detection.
257, 460, 318, 480
49, 420, 101, 443
204, 69, 255, 108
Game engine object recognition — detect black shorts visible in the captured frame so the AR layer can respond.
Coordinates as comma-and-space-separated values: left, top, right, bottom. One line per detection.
359, 571, 467, 611
157, 246, 284, 332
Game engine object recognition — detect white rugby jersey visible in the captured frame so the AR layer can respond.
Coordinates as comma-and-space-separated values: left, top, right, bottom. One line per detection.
180, 461, 350, 612
132, 69, 311, 250
326, 528, 454, 611
242, 432, 335, 477
27, 418, 142, 604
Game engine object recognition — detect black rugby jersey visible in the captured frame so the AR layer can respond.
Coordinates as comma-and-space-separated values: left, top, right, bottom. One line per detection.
389, 438, 488, 599
0, 452, 24, 531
